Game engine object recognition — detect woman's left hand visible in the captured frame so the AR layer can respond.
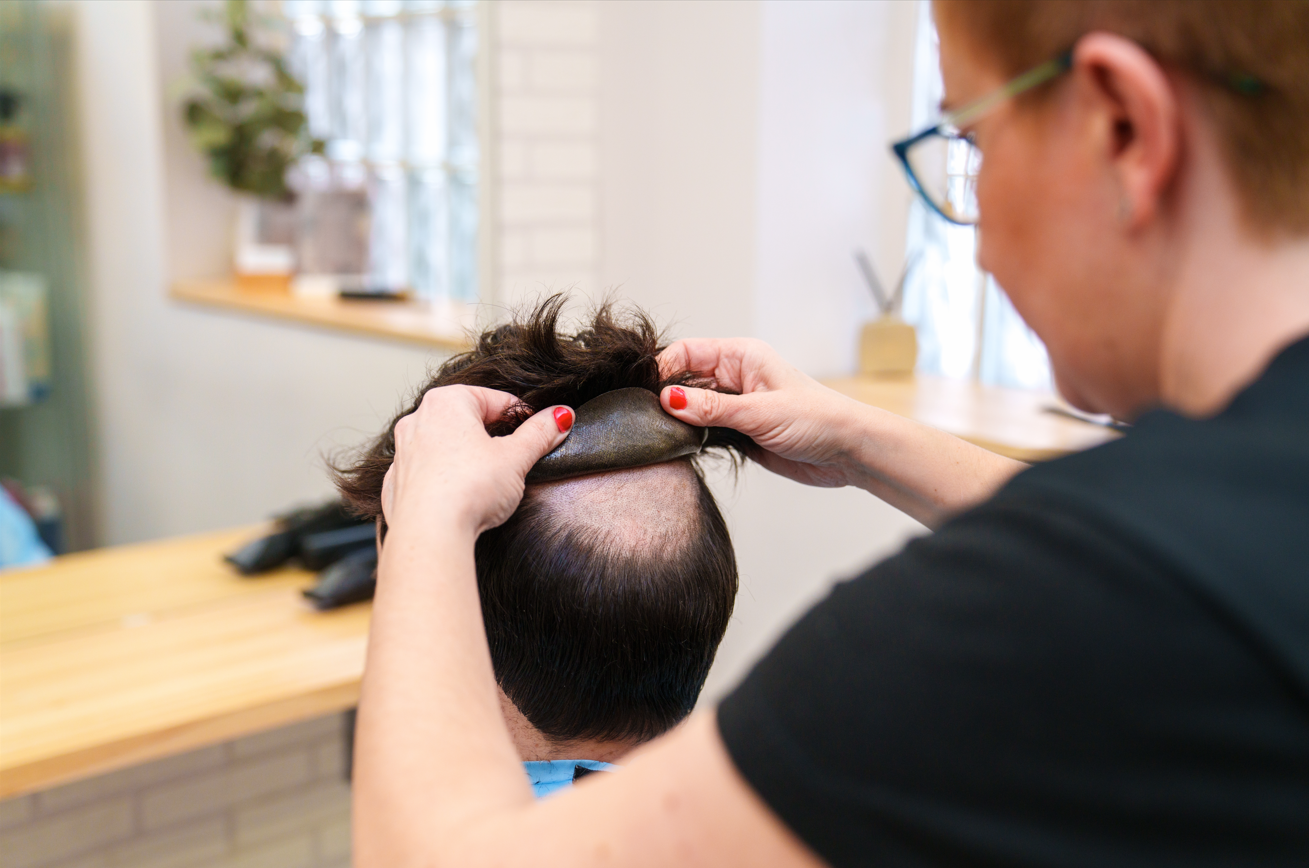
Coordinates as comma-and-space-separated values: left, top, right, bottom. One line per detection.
380, 386, 573, 538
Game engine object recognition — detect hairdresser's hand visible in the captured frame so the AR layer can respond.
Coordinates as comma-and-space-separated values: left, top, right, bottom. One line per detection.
381, 386, 573, 538
658, 338, 874, 489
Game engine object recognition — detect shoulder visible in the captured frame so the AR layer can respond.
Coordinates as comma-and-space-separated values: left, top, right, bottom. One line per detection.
717, 409, 1309, 864
715, 361, 1309, 865
1005, 340, 1309, 552
995, 402, 1309, 690
1008, 401, 1309, 526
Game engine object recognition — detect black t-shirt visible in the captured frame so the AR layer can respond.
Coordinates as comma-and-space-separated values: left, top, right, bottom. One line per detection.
718, 336, 1309, 867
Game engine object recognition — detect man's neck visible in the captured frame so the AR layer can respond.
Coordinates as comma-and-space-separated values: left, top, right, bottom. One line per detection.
498, 688, 640, 763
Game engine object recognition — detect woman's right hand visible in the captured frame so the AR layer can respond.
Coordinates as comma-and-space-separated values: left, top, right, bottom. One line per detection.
659, 337, 1029, 527
658, 338, 875, 489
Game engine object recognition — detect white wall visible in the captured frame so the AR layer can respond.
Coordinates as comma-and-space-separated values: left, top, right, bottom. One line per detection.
754, 0, 918, 378
494, 0, 603, 305
594, 0, 924, 699
596, 0, 762, 339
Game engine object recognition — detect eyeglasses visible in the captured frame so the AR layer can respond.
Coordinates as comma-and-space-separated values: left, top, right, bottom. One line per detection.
891, 52, 1073, 226
893, 46, 1271, 227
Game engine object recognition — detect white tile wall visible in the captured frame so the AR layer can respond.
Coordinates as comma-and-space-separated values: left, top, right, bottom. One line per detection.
493, 0, 602, 307
0, 713, 351, 868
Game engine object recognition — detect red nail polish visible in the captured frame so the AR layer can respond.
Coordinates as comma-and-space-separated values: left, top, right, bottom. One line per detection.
669, 387, 688, 411
553, 406, 574, 432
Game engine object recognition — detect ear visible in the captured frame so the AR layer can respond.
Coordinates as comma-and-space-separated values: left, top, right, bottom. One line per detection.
1073, 33, 1181, 228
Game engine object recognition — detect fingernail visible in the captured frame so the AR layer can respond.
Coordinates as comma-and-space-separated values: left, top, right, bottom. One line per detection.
553, 406, 574, 432
668, 387, 688, 411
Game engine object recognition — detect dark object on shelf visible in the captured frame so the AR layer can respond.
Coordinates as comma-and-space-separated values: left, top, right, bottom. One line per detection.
224, 500, 364, 575
338, 288, 412, 301
299, 523, 377, 571
0, 90, 20, 120
0, 87, 31, 191
303, 547, 377, 610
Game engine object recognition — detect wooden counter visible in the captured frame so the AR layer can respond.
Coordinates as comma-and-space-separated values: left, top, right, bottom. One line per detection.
822, 374, 1120, 462
0, 527, 369, 799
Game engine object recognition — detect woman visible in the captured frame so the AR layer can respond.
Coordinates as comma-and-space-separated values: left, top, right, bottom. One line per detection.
357, 1, 1309, 864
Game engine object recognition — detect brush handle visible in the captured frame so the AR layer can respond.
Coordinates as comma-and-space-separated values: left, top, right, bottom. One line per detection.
854, 250, 889, 314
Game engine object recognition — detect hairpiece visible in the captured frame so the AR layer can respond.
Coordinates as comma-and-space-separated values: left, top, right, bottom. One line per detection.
527, 388, 707, 483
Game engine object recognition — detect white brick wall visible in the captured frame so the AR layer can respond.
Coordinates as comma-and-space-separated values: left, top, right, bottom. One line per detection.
493, 0, 602, 307
0, 713, 351, 868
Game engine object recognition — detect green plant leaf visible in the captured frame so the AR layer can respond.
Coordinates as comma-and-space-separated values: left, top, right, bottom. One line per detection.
179, 0, 312, 200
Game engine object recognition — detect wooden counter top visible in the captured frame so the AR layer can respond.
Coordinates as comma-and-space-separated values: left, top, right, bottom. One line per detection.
822, 374, 1120, 462
0, 527, 370, 799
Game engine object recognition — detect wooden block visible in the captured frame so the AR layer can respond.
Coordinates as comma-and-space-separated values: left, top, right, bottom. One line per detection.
858, 317, 918, 377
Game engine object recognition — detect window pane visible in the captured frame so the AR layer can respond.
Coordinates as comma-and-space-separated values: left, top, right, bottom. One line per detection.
287, 0, 479, 302
408, 168, 449, 298
363, 0, 404, 14
365, 19, 404, 162
293, 18, 331, 140
284, 0, 324, 18
446, 18, 478, 168
903, 2, 1050, 389
328, 0, 362, 17
407, 16, 447, 165
368, 167, 408, 291
448, 170, 478, 301
328, 17, 366, 161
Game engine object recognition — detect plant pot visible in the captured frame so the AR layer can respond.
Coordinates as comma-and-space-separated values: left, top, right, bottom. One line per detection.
232, 196, 296, 291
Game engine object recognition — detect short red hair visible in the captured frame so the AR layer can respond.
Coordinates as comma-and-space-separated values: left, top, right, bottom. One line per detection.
937, 0, 1309, 236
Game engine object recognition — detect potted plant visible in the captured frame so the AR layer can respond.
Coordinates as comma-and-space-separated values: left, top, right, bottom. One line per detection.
180, 0, 322, 290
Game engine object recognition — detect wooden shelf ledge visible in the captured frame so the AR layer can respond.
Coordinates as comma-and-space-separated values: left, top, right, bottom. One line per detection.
171, 278, 474, 351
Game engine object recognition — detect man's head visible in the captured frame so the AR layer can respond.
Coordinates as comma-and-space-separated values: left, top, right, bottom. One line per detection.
335, 296, 751, 746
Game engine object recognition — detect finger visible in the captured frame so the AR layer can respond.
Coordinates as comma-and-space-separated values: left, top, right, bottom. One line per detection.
656, 340, 694, 381
656, 338, 768, 391
657, 338, 742, 383
661, 385, 760, 434
467, 386, 527, 425
500, 404, 574, 477
420, 384, 523, 426
380, 464, 396, 522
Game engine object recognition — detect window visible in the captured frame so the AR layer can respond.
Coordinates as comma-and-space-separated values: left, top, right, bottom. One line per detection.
283, 0, 480, 302
900, 2, 1052, 390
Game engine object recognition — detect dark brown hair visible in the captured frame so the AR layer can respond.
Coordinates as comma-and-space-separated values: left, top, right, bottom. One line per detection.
938, 0, 1309, 235
333, 295, 752, 743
